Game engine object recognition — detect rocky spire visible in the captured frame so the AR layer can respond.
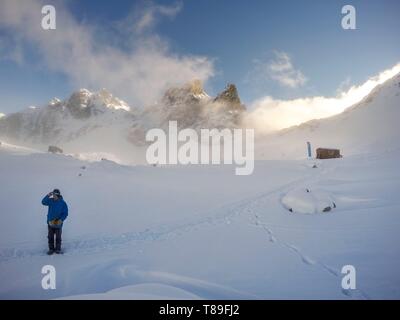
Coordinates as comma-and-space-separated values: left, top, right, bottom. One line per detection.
214, 83, 246, 111
162, 79, 209, 106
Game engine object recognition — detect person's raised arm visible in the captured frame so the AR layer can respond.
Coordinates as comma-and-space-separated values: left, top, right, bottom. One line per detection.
41, 193, 51, 206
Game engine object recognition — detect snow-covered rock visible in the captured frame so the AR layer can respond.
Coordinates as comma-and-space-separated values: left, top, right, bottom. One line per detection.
282, 188, 336, 214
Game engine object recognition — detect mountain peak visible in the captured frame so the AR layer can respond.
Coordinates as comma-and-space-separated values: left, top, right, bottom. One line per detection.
67, 89, 92, 108
215, 83, 240, 103
93, 89, 130, 111
185, 79, 208, 98
64, 88, 131, 114
78, 88, 91, 94
214, 83, 246, 111
162, 80, 210, 106
49, 98, 61, 106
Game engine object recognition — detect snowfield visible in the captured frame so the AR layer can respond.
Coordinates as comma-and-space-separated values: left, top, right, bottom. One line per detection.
0, 142, 400, 299
1, 72, 400, 299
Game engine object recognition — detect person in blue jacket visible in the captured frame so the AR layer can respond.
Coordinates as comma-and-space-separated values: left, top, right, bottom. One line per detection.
41, 189, 68, 255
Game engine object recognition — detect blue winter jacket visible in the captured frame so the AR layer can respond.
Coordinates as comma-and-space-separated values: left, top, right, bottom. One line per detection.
41, 195, 69, 228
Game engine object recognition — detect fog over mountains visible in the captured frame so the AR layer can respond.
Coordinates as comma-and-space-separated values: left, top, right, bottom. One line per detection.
0, 72, 399, 163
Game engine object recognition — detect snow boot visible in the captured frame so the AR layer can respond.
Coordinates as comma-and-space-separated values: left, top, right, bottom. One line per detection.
47, 249, 54, 255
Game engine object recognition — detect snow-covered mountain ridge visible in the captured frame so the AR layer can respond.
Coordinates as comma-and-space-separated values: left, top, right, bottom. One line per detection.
1, 72, 400, 163
0, 81, 246, 162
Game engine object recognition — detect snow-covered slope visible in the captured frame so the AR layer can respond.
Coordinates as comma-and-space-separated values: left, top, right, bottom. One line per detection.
256, 72, 400, 159
0, 141, 42, 155
0, 141, 399, 299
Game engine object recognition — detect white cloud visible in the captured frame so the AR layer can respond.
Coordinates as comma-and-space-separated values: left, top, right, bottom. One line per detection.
0, 0, 213, 108
244, 63, 400, 133
266, 51, 307, 88
336, 76, 352, 94
134, 1, 183, 34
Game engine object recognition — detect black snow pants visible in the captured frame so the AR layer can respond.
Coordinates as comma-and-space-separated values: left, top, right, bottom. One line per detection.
48, 225, 62, 251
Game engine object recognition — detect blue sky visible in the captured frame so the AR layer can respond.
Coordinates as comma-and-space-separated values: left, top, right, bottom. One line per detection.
0, 0, 399, 114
